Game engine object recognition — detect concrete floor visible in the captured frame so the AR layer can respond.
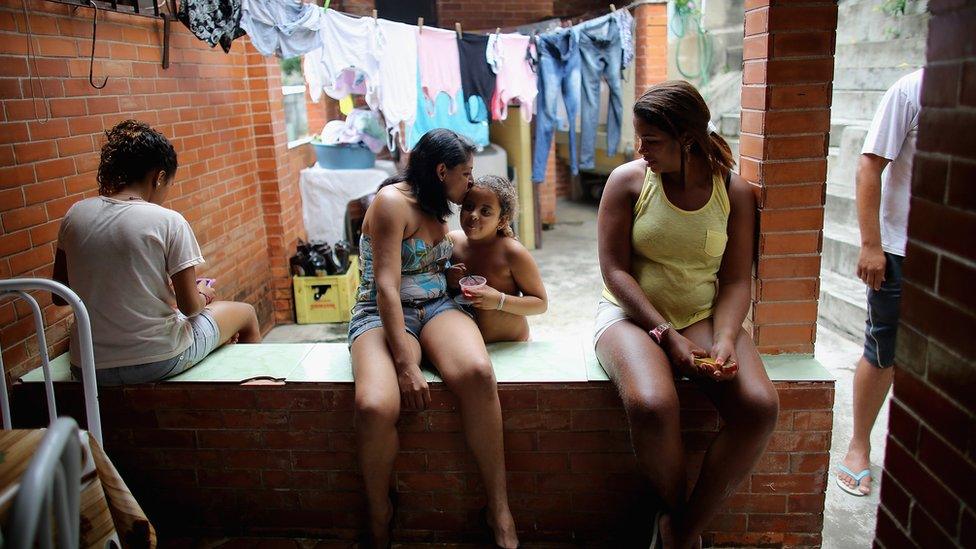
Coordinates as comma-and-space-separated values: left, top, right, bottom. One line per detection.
266, 198, 890, 548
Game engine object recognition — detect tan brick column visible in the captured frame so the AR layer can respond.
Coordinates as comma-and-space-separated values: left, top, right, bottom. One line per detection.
633, 1, 668, 94
739, 0, 838, 354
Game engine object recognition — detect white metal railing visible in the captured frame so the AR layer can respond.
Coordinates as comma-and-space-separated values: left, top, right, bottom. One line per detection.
4, 417, 82, 549
0, 278, 102, 446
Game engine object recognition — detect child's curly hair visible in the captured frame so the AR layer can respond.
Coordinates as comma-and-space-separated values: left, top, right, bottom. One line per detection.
97, 120, 178, 196
473, 175, 518, 239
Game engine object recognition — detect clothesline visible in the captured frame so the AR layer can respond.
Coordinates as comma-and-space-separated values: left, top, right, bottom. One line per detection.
327, 0, 663, 37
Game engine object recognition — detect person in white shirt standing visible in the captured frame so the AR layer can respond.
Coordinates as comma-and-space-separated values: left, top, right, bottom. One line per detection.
53, 120, 261, 385
837, 69, 923, 497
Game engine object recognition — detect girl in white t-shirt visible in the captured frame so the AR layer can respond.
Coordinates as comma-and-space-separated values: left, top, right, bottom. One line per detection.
53, 120, 261, 385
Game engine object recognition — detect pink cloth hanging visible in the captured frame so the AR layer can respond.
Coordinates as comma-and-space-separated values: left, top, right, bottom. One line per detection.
491, 34, 537, 123
417, 26, 462, 115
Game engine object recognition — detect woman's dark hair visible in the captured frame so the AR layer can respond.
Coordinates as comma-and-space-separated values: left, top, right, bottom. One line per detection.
381, 128, 476, 223
634, 80, 734, 181
97, 119, 178, 196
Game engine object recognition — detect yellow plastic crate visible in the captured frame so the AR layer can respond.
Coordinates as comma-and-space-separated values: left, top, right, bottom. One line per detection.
293, 256, 359, 324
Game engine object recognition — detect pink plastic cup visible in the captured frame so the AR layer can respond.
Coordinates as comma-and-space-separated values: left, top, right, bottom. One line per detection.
459, 275, 487, 298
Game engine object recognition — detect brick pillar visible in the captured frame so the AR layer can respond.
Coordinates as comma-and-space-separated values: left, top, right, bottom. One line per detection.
875, 2, 976, 547
739, 0, 838, 354
632, 1, 668, 161
633, 2, 668, 94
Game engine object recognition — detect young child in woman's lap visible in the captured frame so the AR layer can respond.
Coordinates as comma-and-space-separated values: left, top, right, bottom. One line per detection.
447, 175, 547, 342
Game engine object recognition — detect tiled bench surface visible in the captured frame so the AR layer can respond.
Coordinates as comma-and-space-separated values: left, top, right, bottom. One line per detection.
23, 340, 832, 385
16, 341, 834, 548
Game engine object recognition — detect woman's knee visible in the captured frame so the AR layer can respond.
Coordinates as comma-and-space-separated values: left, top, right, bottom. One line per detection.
355, 392, 400, 426
449, 356, 496, 395
732, 385, 780, 434
622, 388, 680, 433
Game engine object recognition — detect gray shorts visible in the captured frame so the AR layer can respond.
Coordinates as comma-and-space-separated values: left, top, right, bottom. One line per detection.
73, 310, 221, 386
593, 299, 630, 349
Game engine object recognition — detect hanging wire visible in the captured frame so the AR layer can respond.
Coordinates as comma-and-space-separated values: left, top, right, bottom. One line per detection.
21, 0, 51, 124
670, 0, 712, 88
87, 0, 108, 89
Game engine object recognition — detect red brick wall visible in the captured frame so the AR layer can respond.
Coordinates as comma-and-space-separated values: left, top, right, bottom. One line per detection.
12, 379, 834, 546
875, 1, 976, 547
0, 1, 319, 379
244, 50, 317, 324
437, 0, 552, 31
739, 0, 837, 354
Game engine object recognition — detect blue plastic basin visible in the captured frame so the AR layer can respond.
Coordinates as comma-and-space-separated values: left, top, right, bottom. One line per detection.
312, 142, 376, 170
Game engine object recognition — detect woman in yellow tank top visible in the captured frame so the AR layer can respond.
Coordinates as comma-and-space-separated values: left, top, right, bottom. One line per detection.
595, 81, 779, 548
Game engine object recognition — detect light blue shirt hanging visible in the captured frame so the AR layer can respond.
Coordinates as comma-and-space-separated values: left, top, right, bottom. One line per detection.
240, 0, 326, 58
408, 71, 489, 151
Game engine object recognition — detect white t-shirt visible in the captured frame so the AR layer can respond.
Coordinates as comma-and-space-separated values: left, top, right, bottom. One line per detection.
861, 68, 923, 257
57, 197, 204, 369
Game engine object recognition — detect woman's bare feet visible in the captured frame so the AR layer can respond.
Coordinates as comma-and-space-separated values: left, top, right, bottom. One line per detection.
486, 504, 519, 548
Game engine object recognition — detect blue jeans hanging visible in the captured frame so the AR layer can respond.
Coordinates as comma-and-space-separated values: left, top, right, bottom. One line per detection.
578, 14, 624, 170
532, 28, 581, 183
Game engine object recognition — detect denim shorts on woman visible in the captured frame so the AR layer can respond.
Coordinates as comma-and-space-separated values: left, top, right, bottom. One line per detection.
72, 309, 221, 386
347, 294, 468, 347
863, 252, 904, 368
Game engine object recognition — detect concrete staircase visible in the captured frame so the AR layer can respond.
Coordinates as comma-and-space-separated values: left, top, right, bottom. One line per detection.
818, 0, 928, 341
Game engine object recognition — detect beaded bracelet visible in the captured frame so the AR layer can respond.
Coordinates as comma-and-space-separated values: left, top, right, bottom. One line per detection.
199, 291, 214, 306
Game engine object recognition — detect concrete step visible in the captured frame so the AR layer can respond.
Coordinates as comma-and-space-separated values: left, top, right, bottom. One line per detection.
702, 71, 743, 128
725, 46, 743, 74
818, 268, 867, 343
823, 222, 861, 275
833, 64, 925, 93
701, 26, 745, 75
826, 145, 842, 186
702, 0, 746, 29
725, 136, 740, 163
719, 111, 740, 138
835, 0, 929, 45
827, 124, 869, 187
831, 89, 888, 120
829, 118, 871, 148
825, 189, 858, 229
834, 38, 927, 72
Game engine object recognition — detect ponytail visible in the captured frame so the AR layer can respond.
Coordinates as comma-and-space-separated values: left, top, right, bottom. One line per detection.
707, 130, 735, 179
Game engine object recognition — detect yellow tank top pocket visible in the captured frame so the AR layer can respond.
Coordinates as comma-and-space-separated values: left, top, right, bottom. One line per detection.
704, 229, 728, 257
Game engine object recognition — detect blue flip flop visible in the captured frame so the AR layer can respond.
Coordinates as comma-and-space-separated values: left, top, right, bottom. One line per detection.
836, 464, 871, 496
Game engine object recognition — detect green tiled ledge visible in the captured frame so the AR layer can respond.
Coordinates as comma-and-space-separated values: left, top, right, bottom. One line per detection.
21, 341, 832, 385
